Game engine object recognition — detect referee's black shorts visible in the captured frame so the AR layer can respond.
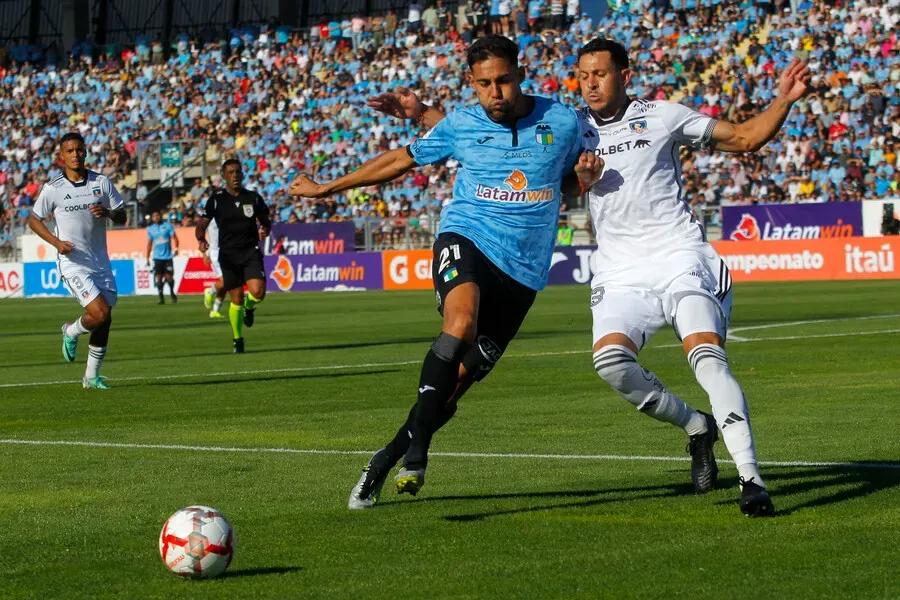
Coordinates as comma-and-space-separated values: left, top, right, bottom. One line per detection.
218, 247, 266, 291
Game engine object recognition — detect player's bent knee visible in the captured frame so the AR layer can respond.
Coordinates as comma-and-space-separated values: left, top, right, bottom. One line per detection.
442, 314, 476, 341
688, 343, 730, 377
593, 344, 638, 392
431, 332, 471, 363
461, 335, 504, 382
87, 303, 111, 324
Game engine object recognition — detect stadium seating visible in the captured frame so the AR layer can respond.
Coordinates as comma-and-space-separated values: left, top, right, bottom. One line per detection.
1, 0, 897, 249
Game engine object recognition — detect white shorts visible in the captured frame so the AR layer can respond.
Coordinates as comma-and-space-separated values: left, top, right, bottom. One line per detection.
209, 250, 223, 278
60, 265, 118, 309
590, 248, 732, 349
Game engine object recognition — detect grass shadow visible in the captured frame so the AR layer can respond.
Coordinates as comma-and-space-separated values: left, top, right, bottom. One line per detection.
220, 566, 304, 579
714, 463, 900, 516
386, 462, 900, 522
150, 368, 400, 387
377, 482, 695, 522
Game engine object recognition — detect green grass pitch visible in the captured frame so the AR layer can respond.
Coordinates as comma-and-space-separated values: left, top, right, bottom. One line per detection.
1, 281, 899, 599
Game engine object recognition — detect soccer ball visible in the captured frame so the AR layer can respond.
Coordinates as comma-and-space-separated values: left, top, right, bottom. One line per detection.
159, 505, 235, 579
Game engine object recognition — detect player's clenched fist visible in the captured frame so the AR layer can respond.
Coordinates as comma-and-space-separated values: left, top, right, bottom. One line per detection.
88, 203, 109, 218
55, 240, 75, 255
288, 174, 326, 198
574, 152, 604, 191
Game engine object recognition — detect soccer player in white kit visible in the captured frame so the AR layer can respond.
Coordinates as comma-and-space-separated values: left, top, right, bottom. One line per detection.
27, 132, 127, 389
200, 199, 227, 319
576, 39, 810, 516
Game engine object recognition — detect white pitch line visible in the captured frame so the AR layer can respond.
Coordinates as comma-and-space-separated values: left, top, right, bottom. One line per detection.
728, 313, 900, 334
0, 359, 421, 389
726, 335, 750, 342
3, 327, 900, 389
0, 439, 897, 470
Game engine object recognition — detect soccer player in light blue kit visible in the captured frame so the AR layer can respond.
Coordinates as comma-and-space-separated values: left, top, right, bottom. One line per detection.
289, 35, 602, 508
146, 210, 179, 305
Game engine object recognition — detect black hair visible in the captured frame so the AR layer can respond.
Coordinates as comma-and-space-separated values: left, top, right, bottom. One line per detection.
466, 35, 519, 70
59, 132, 85, 147
577, 38, 630, 70
222, 158, 241, 170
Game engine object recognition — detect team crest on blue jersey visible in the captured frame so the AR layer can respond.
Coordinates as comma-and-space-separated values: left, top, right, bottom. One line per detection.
629, 120, 648, 134
536, 123, 553, 151
92, 187, 102, 198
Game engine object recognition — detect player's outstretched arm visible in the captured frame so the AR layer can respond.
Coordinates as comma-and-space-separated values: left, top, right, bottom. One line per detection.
562, 153, 605, 198
710, 59, 811, 153
28, 212, 74, 255
288, 147, 416, 198
366, 87, 446, 129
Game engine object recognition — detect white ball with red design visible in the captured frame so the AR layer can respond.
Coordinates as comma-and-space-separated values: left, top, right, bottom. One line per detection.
159, 505, 235, 579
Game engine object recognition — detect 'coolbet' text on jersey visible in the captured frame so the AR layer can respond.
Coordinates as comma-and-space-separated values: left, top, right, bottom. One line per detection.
408, 96, 582, 291
580, 100, 716, 278
148, 221, 176, 260
203, 189, 268, 252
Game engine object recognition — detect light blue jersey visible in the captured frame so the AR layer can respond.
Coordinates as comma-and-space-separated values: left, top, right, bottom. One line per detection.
148, 222, 176, 260
408, 96, 582, 290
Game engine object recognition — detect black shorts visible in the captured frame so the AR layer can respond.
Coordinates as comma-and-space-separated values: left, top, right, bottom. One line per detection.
218, 247, 266, 291
153, 259, 174, 276
432, 233, 537, 380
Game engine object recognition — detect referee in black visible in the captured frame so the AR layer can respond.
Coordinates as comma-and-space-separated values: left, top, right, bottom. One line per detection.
195, 159, 271, 353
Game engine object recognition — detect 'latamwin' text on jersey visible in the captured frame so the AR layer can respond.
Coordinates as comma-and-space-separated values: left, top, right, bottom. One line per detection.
408, 96, 582, 291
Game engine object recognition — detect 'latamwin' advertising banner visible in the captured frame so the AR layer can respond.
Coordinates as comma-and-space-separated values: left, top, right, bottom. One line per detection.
264, 253, 383, 292
260, 223, 355, 256
722, 202, 863, 242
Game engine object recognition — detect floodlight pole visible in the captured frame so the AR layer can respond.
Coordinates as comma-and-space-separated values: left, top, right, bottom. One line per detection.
28, 0, 42, 45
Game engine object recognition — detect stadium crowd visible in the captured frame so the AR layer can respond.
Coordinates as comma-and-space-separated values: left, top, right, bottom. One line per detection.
0, 0, 898, 252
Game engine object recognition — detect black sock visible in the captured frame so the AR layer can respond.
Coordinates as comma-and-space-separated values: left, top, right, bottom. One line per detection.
383, 401, 459, 469
404, 348, 465, 469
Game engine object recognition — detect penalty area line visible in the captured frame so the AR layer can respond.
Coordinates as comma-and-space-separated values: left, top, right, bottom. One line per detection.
0, 438, 898, 470
3, 327, 899, 390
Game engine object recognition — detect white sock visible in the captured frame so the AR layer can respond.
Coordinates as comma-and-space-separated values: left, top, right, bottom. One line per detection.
212, 299, 223, 312
208, 284, 217, 295
85, 345, 107, 379
688, 343, 765, 488
594, 345, 707, 435
66, 317, 91, 338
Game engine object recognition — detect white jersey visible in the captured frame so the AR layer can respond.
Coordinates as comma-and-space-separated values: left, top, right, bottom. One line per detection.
32, 170, 123, 274
200, 198, 220, 258
579, 100, 717, 282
